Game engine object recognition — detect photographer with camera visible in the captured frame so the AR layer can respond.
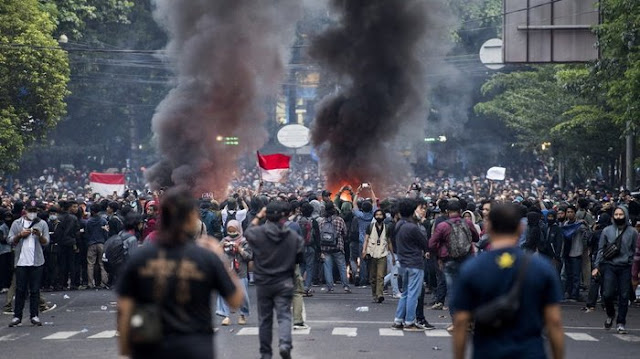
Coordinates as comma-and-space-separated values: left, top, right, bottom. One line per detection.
8, 201, 50, 327
362, 209, 394, 303
452, 203, 564, 359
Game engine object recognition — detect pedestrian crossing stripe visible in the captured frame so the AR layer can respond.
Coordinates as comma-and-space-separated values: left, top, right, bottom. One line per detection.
425, 330, 450, 337
0, 333, 30, 341
236, 327, 259, 336
293, 328, 311, 335
43, 331, 81, 340
613, 334, 640, 342
379, 328, 403, 336
332, 327, 357, 337
87, 330, 117, 339
565, 332, 598, 341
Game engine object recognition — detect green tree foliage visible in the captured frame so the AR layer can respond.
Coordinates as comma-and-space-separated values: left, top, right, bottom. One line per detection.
39, 0, 133, 40
596, 0, 640, 125
0, 0, 70, 172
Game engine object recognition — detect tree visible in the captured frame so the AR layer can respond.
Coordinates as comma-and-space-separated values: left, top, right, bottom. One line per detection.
0, 0, 70, 172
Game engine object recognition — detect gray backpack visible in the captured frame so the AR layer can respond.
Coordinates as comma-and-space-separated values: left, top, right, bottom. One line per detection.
446, 219, 472, 259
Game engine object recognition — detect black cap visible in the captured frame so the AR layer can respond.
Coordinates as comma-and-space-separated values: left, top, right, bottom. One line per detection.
322, 190, 332, 197
25, 200, 40, 211
266, 202, 286, 218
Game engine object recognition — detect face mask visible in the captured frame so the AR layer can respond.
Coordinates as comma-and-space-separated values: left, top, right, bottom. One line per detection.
130, 201, 137, 207
26, 212, 37, 221
547, 219, 556, 225
375, 217, 384, 223
49, 215, 58, 221
229, 233, 239, 238
614, 217, 626, 226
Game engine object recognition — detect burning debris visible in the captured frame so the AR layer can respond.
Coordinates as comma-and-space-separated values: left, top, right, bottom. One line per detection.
145, 0, 301, 195
310, 0, 451, 191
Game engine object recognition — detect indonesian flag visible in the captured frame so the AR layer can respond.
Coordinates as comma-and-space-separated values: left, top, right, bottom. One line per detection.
257, 152, 291, 183
89, 172, 125, 196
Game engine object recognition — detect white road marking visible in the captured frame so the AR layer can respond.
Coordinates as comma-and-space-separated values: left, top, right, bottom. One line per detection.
379, 328, 403, 336
613, 334, 640, 342
565, 332, 599, 341
236, 327, 259, 336
0, 333, 30, 341
87, 330, 117, 339
43, 331, 81, 340
425, 329, 451, 337
332, 327, 357, 337
293, 328, 311, 335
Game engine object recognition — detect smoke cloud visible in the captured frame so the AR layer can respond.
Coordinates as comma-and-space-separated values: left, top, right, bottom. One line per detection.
146, 0, 301, 196
309, 0, 454, 190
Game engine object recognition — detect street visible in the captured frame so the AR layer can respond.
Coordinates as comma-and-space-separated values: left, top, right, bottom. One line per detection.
1, 286, 639, 359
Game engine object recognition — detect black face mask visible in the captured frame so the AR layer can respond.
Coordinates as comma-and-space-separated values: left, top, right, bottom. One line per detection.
614, 217, 626, 226
375, 217, 384, 224
547, 219, 556, 225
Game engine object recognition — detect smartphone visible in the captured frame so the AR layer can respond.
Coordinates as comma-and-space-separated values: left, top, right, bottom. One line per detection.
362, 183, 370, 188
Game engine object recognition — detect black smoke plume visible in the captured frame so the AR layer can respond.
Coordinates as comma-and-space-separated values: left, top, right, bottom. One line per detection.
309, 0, 430, 191
145, 0, 300, 196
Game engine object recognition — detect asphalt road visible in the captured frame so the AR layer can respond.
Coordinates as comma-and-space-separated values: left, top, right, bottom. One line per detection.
1, 286, 639, 359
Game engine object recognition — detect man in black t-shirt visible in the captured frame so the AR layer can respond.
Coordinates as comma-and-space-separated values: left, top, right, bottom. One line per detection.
452, 203, 564, 359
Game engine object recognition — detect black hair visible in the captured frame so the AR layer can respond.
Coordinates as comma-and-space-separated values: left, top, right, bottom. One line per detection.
361, 201, 373, 213
107, 201, 120, 213
438, 199, 449, 212
447, 200, 461, 213
301, 202, 314, 217
266, 202, 288, 222
373, 209, 385, 217
566, 205, 577, 212
398, 198, 418, 218
124, 213, 143, 231
158, 187, 198, 247
488, 203, 522, 235
227, 200, 238, 211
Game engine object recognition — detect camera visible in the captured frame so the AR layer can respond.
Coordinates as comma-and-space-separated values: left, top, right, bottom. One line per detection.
223, 242, 235, 255
361, 183, 370, 189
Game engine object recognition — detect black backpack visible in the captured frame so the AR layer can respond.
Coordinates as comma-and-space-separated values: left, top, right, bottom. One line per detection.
320, 217, 338, 247
104, 233, 126, 266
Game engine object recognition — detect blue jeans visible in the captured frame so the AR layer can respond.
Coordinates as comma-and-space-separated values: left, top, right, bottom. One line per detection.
384, 256, 400, 296
302, 246, 315, 291
323, 251, 350, 289
565, 256, 582, 300
394, 267, 424, 325
444, 260, 462, 317
602, 264, 632, 325
216, 277, 250, 317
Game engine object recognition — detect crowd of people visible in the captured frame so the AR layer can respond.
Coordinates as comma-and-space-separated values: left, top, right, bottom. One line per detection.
1, 164, 640, 358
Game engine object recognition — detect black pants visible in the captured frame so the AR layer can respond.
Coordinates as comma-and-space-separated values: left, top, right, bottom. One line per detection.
14, 266, 43, 319
0, 252, 13, 289
257, 279, 294, 357
77, 242, 88, 285
602, 263, 632, 325
58, 245, 78, 288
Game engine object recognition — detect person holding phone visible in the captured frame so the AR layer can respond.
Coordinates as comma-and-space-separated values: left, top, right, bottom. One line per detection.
8, 201, 50, 327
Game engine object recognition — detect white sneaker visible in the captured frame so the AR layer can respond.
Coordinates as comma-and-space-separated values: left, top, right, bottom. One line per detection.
617, 324, 628, 334
293, 323, 310, 330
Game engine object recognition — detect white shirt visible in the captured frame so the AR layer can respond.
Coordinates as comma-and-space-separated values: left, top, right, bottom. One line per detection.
17, 219, 36, 266
222, 208, 248, 225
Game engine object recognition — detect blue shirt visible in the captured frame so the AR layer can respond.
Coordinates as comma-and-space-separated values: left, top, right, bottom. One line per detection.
452, 248, 562, 359
353, 207, 376, 244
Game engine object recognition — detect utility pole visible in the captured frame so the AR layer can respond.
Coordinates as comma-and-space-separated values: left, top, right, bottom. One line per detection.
626, 120, 635, 189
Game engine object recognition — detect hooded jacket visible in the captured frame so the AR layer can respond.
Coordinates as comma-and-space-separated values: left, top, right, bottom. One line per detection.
595, 206, 638, 267
245, 221, 304, 286
220, 219, 253, 278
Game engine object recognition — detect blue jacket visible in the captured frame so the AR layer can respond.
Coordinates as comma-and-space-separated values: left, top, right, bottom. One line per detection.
85, 216, 108, 246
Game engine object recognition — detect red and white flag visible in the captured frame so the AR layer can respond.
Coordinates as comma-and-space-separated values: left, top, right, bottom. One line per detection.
257, 152, 291, 183
89, 172, 126, 197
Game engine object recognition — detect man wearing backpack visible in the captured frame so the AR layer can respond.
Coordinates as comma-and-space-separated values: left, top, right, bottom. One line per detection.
452, 203, 564, 359
429, 199, 479, 332
317, 202, 351, 293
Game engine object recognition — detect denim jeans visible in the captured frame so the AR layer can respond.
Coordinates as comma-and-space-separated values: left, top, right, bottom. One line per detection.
14, 265, 43, 320
394, 267, 424, 326
602, 263, 632, 325
216, 277, 250, 317
444, 260, 462, 317
324, 252, 350, 289
384, 256, 400, 296
565, 256, 582, 300
302, 246, 315, 291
